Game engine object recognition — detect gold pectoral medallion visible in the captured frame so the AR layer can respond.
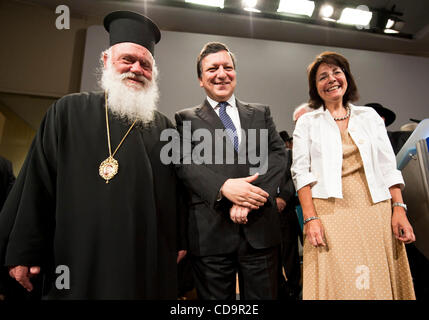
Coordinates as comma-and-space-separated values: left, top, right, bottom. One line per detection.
100, 92, 136, 184
99, 156, 119, 183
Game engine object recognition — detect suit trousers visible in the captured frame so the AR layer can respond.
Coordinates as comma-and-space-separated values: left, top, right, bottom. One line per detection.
191, 227, 279, 300
279, 206, 302, 297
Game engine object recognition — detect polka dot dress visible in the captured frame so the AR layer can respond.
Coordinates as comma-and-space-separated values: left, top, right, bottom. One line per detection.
302, 130, 415, 300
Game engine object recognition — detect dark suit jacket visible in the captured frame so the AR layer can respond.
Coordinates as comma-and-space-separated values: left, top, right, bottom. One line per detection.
277, 149, 294, 205
277, 149, 299, 228
175, 99, 286, 256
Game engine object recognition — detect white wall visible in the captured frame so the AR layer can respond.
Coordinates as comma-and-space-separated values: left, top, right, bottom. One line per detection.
81, 26, 429, 135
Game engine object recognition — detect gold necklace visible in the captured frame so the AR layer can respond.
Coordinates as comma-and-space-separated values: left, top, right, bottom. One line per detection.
99, 92, 137, 183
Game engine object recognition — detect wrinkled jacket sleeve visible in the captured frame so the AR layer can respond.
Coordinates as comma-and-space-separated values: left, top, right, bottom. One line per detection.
174, 112, 229, 210
250, 106, 287, 205
372, 110, 405, 189
291, 115, 317, 191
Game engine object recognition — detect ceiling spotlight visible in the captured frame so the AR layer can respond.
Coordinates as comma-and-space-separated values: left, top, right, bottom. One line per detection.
185, 0, 224, 9
320, 4, 334, 18
385, 19, 395, 29
384, 29, 399, 34
277, 0, 315, 17
244, 7, 261, 12
384, 17, 404, 31
243, 0, 257, 8
337, 7, 372, 26
242, 0, 261, 12
322, 17, 336, 22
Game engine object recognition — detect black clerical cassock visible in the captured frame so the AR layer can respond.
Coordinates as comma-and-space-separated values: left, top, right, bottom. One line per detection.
0, 10, 186, 300
0, 92, 184, 299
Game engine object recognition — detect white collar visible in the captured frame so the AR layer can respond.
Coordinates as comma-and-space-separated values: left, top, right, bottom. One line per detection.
206, 95, 236, 110
313, 103, 356, 116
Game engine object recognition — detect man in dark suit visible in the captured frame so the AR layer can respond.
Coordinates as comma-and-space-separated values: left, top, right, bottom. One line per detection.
175, 42, 286, 300
276, 131, 302, 300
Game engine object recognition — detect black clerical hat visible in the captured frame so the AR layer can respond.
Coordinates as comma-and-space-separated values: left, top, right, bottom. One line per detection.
364, 103, 396, 127
104, 11, 161, 56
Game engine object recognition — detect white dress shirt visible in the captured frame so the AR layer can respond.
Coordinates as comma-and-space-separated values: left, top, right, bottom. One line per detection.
291, 104, 404, 204
206, 95, 242, 145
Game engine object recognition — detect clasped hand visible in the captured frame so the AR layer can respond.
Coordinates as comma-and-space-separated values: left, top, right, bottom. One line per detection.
221, 173, 269, 224
230, 204, 250, 224
221, 173, 268, 210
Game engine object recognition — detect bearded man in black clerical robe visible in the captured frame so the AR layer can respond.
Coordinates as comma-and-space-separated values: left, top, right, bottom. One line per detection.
0, 11, 186, 300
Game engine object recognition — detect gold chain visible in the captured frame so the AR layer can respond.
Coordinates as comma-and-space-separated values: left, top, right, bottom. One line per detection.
104, 91, 137, 158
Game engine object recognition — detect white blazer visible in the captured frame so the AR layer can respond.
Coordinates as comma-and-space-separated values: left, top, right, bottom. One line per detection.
291, 104, 404, 204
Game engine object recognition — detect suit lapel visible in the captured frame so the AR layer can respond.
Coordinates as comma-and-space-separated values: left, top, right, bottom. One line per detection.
196, 99, 224, 130
236, 99, 254, 151
196, 99, 240, 154
195, 98, 255, 154
236, 99, 254, 131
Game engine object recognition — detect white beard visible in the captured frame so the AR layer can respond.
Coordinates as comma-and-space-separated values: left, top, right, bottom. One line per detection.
100, 62, 159, 125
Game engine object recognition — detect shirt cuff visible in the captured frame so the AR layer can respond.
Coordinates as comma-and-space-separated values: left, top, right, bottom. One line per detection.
384, 170, 405, 190
294, 172, 317, 191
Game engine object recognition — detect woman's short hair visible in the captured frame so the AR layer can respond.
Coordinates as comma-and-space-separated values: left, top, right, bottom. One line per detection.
307, 51, 359, 109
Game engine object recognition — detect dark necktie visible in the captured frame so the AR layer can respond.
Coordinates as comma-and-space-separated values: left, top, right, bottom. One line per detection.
218, 102, 239, 151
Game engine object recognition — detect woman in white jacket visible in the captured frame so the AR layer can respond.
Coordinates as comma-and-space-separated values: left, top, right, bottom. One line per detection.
292, 51, 416, 300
